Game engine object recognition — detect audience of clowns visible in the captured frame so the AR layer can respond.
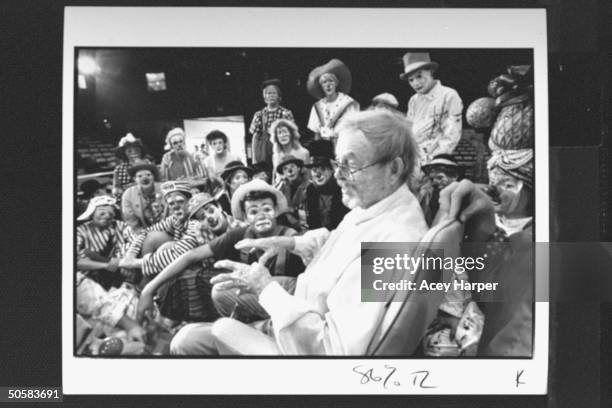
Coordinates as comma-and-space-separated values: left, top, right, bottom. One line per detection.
75, 54, 535, 357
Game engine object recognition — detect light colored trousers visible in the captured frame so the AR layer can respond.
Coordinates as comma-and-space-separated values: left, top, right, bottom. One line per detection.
170, 276, 296, 355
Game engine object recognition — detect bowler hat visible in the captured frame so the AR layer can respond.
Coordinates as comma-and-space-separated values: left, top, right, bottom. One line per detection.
305, 140, 335, 168
220, 161, 254, 182
275, 154, 304, 174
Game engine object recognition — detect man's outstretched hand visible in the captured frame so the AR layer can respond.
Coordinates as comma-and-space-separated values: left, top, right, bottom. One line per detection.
211, 260, 273, 296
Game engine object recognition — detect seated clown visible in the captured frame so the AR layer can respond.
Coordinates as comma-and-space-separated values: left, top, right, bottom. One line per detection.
274, 154, 321, 231
138, 179, 306, 354
138, 192, 246, 323
75, 195, 146, 349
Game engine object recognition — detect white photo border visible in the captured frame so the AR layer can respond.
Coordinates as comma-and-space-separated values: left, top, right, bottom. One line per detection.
63, 7, 549, 395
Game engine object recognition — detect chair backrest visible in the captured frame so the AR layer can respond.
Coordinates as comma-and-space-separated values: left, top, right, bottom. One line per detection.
367, 218, 464, 356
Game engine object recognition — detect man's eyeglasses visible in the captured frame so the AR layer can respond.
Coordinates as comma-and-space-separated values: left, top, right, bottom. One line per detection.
330, 157, 391, 181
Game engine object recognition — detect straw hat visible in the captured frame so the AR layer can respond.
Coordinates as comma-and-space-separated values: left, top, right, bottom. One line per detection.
230, 179, 288, 221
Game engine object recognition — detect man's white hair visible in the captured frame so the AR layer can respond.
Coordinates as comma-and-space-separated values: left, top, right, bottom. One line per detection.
336, 110, 418, 183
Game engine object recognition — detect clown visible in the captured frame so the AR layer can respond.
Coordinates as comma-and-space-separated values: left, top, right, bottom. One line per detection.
160, 127, 206, 181
487, 149, 534, 237
112, 132, 153, 198
249, 78, 295, 165
138, 192, 247, 323
400, 52, 463, 165
306, 59, 359, 146
274, 154, 321, 231
121, 161, 165, 231
119, 180, 195, 277
202, 130, 241, 177
76, 195, 146, 349
304, 140, 349, 230
269, 118, 310, 181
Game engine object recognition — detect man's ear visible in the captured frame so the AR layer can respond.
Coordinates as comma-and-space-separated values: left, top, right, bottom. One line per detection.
390, 157, 405, 181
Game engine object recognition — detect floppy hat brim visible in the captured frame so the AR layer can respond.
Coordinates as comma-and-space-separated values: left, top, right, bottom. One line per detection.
306, 59, 352, 99
230, 179, 288, 221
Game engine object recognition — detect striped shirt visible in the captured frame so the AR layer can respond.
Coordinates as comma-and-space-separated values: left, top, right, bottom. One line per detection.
139, 214, 246, 277
76, 220, 130, 261
160, 151, 204, 181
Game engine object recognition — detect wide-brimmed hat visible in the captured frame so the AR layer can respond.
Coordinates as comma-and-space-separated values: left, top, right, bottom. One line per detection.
160, 180, 192, 198
276, 154, 304, 174
220, 161, 254, 182
77, 195, 119, 222
399, 52, 439, 80
307, 59, 352, 99
188, 192, 217, 219
261, 78, 282, 91
305, 140, 335, 168
115, 133, 144, 160
230, 179, 288, 221
127, 161, 160, 181
421, 154, 458, 173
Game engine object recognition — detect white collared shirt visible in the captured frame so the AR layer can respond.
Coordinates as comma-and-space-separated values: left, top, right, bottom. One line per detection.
259, 184, 429, 355
407, 80, 463, 164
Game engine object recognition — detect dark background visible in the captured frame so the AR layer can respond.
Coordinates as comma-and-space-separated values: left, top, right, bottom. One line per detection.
75, 47, 532, 161
1, 1, 610, 407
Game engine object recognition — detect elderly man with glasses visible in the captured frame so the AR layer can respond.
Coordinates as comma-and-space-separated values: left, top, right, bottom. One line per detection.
183, 109, 433, 355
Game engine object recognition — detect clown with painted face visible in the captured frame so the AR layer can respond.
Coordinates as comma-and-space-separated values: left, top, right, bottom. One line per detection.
249, 78, 295, 165
418, 154, 460, 226
269, 118, 310, 182
220, 161, 253, 200
304, 140, 349, 230
159, 127, 206, 181
136, 193, 247, 323
487, 149, 534, 237
202, 130, 241, 177
76, 195, 147, 348
119, 181, 195, 276
274, 154, 321, 231
121, 161, 165, 231
306, 59, 359, 146
400, 52, 463, 165
112, 132, 153, 198
136, 180, 306, 344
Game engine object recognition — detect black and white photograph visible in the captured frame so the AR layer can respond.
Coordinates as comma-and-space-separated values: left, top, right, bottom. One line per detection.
62, 7, 549, 395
